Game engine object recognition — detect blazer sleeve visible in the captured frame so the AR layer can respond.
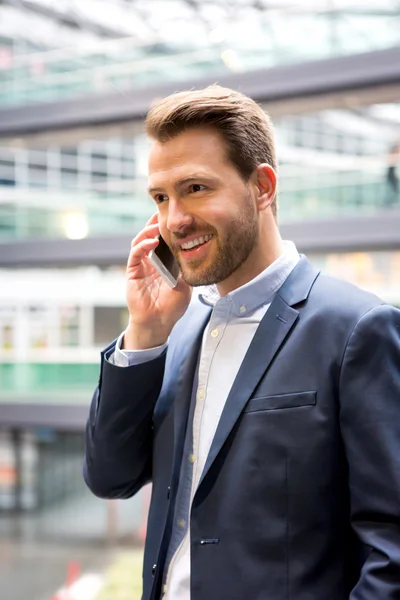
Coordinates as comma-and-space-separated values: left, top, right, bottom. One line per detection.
83, 342, 166, 499
339, 304, 400, 597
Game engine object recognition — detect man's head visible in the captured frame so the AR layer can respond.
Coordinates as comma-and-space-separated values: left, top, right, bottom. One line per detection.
146, 85, 281, 293
146, 85, 278, 217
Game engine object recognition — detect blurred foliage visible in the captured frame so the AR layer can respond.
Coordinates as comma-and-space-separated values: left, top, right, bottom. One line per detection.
95, 549, 144, 600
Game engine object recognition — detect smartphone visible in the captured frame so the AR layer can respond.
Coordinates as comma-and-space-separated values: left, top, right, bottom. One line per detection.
148, 235, 180, 288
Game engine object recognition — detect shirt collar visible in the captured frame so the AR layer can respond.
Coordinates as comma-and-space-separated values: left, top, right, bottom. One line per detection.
198, 240, 300, 316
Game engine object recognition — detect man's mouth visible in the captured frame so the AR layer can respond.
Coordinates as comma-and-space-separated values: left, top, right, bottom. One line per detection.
180, 234, 213, 251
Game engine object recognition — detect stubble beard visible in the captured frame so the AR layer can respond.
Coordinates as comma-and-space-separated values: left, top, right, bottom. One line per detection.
174, 192, 259, 287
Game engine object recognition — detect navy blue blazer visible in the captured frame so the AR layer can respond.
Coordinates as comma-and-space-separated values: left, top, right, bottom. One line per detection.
84, 257, 400, 600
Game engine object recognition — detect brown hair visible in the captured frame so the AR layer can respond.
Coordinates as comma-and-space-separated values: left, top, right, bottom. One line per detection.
145, 85, 278, 216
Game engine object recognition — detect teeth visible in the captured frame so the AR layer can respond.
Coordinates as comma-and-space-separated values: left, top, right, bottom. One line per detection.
181, 234, 212, 250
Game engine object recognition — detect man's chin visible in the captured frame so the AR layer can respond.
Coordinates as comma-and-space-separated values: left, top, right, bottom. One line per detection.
180, 273, 208, 288
180, 265, 216, 288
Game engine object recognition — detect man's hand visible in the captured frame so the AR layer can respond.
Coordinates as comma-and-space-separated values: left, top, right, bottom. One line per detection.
123, 213, 192, 350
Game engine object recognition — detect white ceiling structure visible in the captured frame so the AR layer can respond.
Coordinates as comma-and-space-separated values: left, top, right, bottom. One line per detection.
0, 0, 399, 53
0, 0, 399, 138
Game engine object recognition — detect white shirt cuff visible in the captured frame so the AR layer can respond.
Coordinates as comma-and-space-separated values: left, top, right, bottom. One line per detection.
108, 331, 168, 367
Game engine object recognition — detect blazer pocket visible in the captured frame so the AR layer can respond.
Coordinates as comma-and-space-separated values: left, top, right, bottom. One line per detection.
245, 391, 316, 413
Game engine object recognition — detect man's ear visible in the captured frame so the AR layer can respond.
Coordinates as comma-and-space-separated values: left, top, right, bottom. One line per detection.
254, 164, 277, 211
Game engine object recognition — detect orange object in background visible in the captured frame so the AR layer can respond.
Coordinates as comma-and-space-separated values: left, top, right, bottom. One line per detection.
139, 483, 152, 542
50, 561, 81, 600
0, 465, 16, 485
66, 561, 81, 588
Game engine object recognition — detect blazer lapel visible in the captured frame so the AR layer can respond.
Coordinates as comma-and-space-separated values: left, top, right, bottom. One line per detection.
151, 302, 211, 595
171, 302, 212, 486
198, 256, 320, 488
198, 296, 298, 487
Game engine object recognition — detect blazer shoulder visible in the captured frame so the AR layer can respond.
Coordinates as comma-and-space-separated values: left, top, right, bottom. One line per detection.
309, 272, 386, 321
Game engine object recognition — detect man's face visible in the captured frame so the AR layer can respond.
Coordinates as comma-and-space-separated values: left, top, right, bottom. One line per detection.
148, 127, 260, 288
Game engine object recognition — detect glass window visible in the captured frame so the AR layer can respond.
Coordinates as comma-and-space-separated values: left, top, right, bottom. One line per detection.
59, 305, 80, 347
28, 305, 51, 349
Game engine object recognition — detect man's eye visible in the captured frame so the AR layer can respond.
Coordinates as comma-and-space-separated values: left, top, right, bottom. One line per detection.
189, 184, 206, 193
155, 194, 168, 203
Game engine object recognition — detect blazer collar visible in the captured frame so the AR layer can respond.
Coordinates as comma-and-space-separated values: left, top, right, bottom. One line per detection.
277, 255, 320, 307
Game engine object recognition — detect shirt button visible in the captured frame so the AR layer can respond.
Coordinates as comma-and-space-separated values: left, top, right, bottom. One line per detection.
210, 328, 219, 338
239, 304, 246, 314
197, 388, 205, 400
177, 518, 185, 528
152, 564, 157, 575
189, 453, 196, 463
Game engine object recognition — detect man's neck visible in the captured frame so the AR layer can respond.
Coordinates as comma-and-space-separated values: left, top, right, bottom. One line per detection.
216, 236, 285, 297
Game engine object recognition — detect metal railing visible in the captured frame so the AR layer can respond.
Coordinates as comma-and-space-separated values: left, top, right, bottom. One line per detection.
0, 160, 398, 241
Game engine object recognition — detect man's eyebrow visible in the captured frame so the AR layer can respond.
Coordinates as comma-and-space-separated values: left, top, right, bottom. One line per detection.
175, 174, 213, 188
148, 174, 215, 194
148, 184, 164, 194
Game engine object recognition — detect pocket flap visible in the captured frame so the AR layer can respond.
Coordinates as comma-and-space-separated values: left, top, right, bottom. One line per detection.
245, 391, 316, 413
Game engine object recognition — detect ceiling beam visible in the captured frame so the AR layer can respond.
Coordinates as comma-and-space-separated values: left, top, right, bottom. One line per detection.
1, 209, 400, 268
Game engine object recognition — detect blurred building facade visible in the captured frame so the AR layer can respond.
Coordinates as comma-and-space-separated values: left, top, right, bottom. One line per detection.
0, 2, 399, 597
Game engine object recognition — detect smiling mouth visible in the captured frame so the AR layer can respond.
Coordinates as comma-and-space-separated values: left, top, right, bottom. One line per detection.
180, 234, 214, 251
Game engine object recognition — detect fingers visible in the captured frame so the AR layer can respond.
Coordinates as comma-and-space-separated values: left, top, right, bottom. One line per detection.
131, 222, 160, 248
145, 212, 159, 226
127, 237, 159, 269
127, 215, 160, 271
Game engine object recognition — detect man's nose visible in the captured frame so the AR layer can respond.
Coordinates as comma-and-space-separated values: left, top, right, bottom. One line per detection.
166, 198, 193, 233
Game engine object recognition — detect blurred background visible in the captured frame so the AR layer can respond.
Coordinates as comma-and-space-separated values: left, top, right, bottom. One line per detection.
0, 0, 399, 599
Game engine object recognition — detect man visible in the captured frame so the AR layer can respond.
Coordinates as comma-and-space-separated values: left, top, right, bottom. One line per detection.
385, 142, 400, 206
84, 86, 400, 600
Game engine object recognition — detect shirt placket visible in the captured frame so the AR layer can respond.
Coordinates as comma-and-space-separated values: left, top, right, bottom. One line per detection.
163, 299, 231, 598
193, 299, 231, 489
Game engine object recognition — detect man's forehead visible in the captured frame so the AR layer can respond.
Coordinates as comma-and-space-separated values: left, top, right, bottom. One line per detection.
148, 130, 230, 185
149, 128, 227, 162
